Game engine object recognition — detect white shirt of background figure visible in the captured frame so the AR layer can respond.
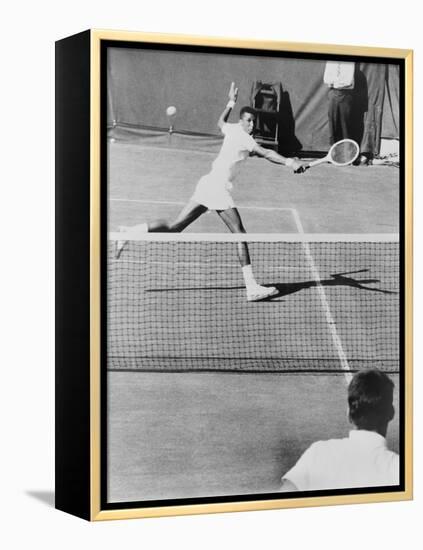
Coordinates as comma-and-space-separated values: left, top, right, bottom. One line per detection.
324, 61, 355, 89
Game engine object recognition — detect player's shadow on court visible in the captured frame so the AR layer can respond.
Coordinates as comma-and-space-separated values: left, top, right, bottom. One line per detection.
147, 270, 397, 298
272, 269, 398, 300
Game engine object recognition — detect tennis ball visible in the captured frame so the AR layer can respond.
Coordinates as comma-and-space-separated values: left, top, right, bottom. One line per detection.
166, 106, 177, 116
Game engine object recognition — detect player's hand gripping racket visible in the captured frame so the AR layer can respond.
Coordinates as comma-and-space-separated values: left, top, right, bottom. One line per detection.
302, 139, 360, 171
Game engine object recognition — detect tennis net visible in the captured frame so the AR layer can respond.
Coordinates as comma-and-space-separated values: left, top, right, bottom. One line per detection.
107, 233, 400, 373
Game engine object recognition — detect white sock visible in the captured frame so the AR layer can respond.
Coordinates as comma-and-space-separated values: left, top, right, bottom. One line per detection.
242, 264, 257, 289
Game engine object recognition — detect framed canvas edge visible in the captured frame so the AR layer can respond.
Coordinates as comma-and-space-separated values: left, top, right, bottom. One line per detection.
88, 29, 413, 521
91, 490, 412, 522
90, 28, 412, 58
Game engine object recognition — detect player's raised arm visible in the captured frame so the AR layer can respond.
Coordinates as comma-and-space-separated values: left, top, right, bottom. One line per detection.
217, 82, 238, 131
252, 143, 305, 173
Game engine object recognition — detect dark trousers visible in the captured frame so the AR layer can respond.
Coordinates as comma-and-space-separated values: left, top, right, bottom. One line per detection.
327, 88, 354, 144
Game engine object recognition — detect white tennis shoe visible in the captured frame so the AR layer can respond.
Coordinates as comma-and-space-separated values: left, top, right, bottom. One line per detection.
246, 285, 278, 302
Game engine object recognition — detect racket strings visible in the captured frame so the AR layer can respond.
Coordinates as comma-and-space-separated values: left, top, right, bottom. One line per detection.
330, 140, 359, 166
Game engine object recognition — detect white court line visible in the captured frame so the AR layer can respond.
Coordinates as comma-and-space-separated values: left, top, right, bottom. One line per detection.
110, 197, 294, 213
111, 198, 185, 206
110, 142, 218, 156
109, 198, 398, 238
290, 208, 353, 384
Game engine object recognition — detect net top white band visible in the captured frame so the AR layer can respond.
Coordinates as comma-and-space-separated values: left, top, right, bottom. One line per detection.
108, 232, 399, 243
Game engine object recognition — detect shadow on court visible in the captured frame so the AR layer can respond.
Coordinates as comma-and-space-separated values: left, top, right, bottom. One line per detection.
145, 270, 398, 299
273, 270, 398, 299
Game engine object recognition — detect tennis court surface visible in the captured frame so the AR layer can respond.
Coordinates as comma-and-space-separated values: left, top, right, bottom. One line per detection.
108, 137, 399, 234
106, 136, 401, 503
107, 371, 400, 502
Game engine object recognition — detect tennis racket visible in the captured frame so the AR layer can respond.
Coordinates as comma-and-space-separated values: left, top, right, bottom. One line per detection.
304, 139, 360, 170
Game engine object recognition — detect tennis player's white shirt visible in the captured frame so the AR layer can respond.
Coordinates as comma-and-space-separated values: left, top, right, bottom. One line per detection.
283, 430, 399, 491
191, 122, 257, 210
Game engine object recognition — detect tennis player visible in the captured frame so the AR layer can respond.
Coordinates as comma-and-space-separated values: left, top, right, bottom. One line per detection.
119, 82, 305, 302
280, 369, 399, 492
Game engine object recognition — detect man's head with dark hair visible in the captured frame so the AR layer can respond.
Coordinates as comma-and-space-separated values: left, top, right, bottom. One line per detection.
239, 106, 256, 135
240, 106, 256, 118
348, 369, 395, 435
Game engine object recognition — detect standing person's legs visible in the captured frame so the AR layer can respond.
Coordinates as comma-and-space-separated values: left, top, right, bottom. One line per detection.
328, 89, 354, 143
327, 88, 338, 145
216, 208, 277, 301
338, 92, 353, 140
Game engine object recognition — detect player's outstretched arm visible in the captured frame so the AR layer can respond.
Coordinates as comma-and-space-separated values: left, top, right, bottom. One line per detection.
217, 82, 238, 131
252, 144, 305, 173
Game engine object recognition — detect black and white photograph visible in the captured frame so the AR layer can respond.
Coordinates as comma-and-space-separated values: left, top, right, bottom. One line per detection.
103, 39, 405, 508
3, 0, 421, 542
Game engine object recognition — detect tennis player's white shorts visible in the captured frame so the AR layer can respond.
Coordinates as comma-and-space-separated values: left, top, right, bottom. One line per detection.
190, 173, 235, 210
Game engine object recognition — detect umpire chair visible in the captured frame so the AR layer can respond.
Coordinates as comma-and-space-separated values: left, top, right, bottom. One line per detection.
251, 81, 282, 149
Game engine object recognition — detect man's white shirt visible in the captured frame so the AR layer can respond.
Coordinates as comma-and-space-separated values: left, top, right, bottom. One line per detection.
283, 430, 399, 491
324, 61, 355, 90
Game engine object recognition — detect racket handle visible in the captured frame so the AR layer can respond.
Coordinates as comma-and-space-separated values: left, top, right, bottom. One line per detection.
307, 156, 329, 168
